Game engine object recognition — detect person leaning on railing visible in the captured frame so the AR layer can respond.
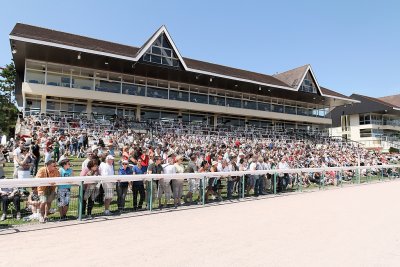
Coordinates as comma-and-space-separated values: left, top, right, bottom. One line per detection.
117, 159, 133, 213
80, 158, 101, 219
35, 160, 60, 223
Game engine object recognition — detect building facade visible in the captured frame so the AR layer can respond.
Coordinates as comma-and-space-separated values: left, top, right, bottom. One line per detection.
10, 23, 355, 130
330, 94, 400, 151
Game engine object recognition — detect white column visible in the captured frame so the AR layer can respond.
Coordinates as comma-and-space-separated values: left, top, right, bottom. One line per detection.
86, 100, 92, 119
136, 106, 141, 121
213, 115, 218, 128
40, 95, 46, 114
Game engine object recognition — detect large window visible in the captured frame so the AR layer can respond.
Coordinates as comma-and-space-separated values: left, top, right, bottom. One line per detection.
209, 95, 225, 106
143, 34, 180, 68
226, 98, 242, 108
147, 87, 168, 99
299, 71, 318, 94
169, 90, 189, 101
190, 93, 208, 104
359, 114, 371, 125
26, 61, 45, 84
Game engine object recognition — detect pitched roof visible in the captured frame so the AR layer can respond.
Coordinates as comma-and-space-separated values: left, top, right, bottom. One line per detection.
273, 65, 309, 88
378, 94, 400, 108
10, 23, 354, 101
183, 57, 290, 88
357, 94, 400, 109
10, 23, 140, 58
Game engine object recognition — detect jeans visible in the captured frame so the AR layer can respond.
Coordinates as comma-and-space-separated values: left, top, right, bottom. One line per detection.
32, 158, 40, 176
1, 195, 21, 215
116, 183, 128, 211
254, 175, 264, 195
227, 180, 234, 198
132, 182, 145, 209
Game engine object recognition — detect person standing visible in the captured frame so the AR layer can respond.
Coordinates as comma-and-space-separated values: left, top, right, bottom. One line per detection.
160, 156, 176, 208
0, 145, 6, 178
184, 154, 199, 204
172, 155, 184, 208
147, 156, 163, 207
81, 159, 101, 219
12, 141, 24, 178
31, 139, 41, 176
58, 159, 73, 220
36, 160, 60, 223
117, 160, 133, 212
99, 155, 115, 215
132, 158, 146, 211
17, 147, 33, 179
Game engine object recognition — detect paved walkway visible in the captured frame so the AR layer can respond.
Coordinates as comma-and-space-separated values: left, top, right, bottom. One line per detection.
1, 180, 400, 267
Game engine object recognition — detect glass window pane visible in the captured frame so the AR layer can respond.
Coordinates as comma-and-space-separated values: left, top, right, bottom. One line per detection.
72, 76, 93, 90
26, 61, 46, 71
95, 80, 121, 94
257, 102, 271, 111
285, 106, 296, 115
152, 46, 162, 55
151, 55, 162, 64
272, 104, 284, 113
122, 84, 143, 96
208, 95, 225, 106
226, 98, 242, 108
147, 87, 168, 99
243, 100, 257, 110
169, 90, 189, 101
26, 70, 45, 84
190, 93, 208, 104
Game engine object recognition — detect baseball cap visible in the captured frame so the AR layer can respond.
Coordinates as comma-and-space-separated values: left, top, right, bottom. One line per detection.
106, 155, 114, 160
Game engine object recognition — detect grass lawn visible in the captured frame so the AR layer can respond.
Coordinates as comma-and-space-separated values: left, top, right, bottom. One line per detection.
0, 157, 397, 227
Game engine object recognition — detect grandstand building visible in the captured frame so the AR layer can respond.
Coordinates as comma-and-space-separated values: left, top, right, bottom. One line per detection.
10, 23, 356, 130
330, 94, 400, 151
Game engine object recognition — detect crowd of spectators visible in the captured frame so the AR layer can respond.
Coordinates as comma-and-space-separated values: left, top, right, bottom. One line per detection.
0, 114, 399, 222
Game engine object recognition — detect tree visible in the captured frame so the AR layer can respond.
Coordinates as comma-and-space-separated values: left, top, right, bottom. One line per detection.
0, 61, 18, 137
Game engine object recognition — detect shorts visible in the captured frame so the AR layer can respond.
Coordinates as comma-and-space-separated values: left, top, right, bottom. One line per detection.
84, 184, 99, 201
57, 188, 70, 207
102, 182, 115, 200
40, 191, 56, 203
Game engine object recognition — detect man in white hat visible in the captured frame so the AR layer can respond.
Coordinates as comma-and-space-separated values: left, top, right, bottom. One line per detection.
99, 154, 115, 215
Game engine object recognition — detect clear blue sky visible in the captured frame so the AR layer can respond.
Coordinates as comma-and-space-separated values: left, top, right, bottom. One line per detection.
1, 0, 399, 97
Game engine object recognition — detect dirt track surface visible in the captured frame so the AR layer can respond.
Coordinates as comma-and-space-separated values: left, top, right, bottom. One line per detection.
1, 181, 400, 267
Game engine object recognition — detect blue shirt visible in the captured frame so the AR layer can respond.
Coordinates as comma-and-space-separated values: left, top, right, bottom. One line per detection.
132, 165, 145, 185
58, 168, 72, 189
118, 166, 133, 187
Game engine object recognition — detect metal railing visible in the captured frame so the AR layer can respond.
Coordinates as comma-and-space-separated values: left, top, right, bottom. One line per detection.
0, 164, 399, 226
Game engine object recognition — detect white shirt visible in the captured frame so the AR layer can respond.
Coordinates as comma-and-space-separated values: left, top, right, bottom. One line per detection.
13, 147, 21, 167
163, 163, 176, 183
82, 158, 90, 170
99, 162, 114, 176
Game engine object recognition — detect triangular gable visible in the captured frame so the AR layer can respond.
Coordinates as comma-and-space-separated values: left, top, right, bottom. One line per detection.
297, 65, 322, 95
135, 25, 187, 69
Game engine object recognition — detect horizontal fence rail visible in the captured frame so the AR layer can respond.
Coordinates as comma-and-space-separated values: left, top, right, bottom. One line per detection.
1, 165, 399, 188
0, 164, 398, 226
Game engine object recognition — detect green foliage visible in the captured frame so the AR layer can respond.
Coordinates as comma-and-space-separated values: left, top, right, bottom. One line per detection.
0, 61, 18, 136
389, 147, 399, 153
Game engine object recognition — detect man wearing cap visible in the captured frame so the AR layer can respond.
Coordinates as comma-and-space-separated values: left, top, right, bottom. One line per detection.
117, 159, 133, 212
99, 155, 115, 215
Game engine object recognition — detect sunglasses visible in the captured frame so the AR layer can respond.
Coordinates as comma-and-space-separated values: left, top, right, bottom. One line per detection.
122, 163, 128, 165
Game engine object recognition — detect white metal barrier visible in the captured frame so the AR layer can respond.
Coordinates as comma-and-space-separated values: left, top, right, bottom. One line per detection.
0, 165, 399, 188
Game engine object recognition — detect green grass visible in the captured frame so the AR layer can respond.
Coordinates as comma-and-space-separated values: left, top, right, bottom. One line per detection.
1, 157, 398, 227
